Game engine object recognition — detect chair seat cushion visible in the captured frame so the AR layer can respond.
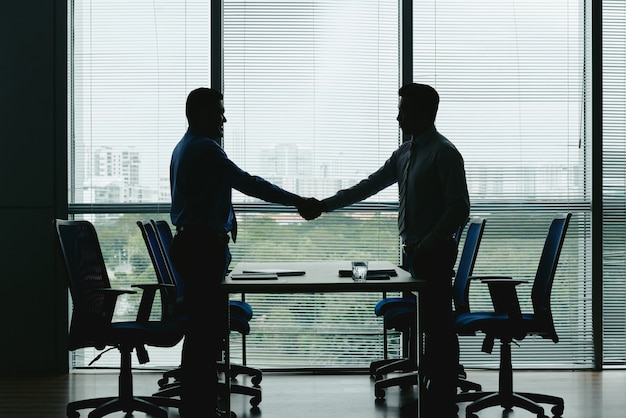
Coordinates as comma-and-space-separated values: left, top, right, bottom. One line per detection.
454, 311, 510, 335
107, 320, 184, 348
230, 300, 254, 320
374, 296, 416, 316
455, 312, 557, 342
230, 313, 251, 335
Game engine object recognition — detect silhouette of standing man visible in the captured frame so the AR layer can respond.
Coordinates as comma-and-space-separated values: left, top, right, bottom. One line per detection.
301, 83, 469, 417
170, 87, 314, 417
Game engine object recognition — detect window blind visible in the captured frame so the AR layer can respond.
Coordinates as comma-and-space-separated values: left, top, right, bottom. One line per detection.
69, 0, 596, 371
222, 0, 403, 368
69, 0, 212, 369
412, 0, 593, 368
69, 0, 211, 207
602, 1, 626, 366
68, 0, 405, 370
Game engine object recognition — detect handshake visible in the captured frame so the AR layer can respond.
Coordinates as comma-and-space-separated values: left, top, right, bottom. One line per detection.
296, 197, 326, 221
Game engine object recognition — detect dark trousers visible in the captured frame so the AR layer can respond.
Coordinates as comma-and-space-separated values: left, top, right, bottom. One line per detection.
170, 229, 231, 416
405, 239, 458, 416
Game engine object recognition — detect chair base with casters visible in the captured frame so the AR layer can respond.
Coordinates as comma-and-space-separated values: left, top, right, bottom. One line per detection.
456, 367, 482, 393
218, 375, 263, 408
151, 307, 263, 408
152, 360, 263, 408
155, 365, 263, 409
153, 301, 262, 386
369, 297, 482, 392
372, 305, 482, 400
67, 343, 181, 418
455, 338, 564, 418
369, 296, 417, 380
372, 305, 418, 399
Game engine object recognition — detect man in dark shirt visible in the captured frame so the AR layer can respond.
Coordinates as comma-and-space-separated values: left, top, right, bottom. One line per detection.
302, 83, 470, 417
170, 87, 313, 417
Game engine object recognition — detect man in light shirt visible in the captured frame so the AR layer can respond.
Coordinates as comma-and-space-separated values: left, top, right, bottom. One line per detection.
302, 83, 470, 417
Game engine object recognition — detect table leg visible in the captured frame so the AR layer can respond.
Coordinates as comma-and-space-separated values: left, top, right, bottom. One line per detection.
415, 290, 423, 418
224, 293, 232, 417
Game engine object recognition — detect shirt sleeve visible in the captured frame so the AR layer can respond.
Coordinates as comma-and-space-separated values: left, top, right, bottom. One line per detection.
322, 151, 400, 212
217, 150, 302, 207
420, 145, 470, 248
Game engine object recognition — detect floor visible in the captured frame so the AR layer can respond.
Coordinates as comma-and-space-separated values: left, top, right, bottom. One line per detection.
0, 369, 623, 417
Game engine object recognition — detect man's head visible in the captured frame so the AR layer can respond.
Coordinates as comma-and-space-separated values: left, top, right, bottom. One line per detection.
397, 83, 439, 137
186, 87, 226, 139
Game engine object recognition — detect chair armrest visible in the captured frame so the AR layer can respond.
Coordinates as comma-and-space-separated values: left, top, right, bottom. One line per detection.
132, 283, 175, 322
473, 276, 527, 318
96, 288, 136, 323
469, 275, 515, 282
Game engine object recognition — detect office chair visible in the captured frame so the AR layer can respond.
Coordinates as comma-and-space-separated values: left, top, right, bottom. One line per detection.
151, 220, 262, 385
373, 218, 486, 400
138, 220, 262, 407
369, 221, 468, 380
54, 219, 182, 418
455, 213, 570, 418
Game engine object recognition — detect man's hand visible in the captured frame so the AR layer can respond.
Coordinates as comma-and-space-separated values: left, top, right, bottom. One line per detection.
297, 197, 325, 220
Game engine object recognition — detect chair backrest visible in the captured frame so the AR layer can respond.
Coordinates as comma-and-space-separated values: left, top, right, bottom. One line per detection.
136, 220, 179, 315
150, 219, 185, 299
54, 219, 113, 350
453, 217, 487, 314
453, 219, 467, 244
149, 219, 253, 333
531, 213, 571, 322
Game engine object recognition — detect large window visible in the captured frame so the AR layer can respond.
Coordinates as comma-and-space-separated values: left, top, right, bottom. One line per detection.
69, 0, 598, 371
411, 0, 592, 368
603, 0, 626, 365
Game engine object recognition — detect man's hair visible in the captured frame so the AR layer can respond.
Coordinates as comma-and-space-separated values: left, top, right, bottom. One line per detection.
398, 83, 439, 121
186, 87, 223, 124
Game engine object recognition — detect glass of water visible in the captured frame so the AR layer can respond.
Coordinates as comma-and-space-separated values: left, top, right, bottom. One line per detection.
351, 261, 368, 282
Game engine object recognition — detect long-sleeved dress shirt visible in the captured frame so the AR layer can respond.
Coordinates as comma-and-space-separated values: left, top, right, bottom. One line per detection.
170, 127, 301, 234
322, 126, 470, 248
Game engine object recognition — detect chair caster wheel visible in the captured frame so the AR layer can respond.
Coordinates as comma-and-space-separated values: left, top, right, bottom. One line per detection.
374, 388, 385, 399
251, 375, 262, 386
552, 404, 564, 416
215, 409, 235, 418
250, 396, 261, 407
67, 411, 80, 418
157, 377, 169, 388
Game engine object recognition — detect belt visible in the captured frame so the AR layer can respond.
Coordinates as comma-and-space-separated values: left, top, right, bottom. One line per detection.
175, 225, 231, 243
403, 235, 456, 255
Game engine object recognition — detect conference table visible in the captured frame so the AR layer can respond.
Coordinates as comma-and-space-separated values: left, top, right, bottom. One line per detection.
221, 260, 426, 417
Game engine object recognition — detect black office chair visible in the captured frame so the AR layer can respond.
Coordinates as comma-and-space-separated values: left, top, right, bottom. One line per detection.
455, 213, 570, 418
373, 218, 486, 400
151, 220, 262, 385
139, 220, 262, 407
369, 224, 467, 381
54, 219, 182, 418
370, 224, 465, 380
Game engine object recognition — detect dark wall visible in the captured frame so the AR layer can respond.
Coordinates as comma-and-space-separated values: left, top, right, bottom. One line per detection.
0, 1, 68, 373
